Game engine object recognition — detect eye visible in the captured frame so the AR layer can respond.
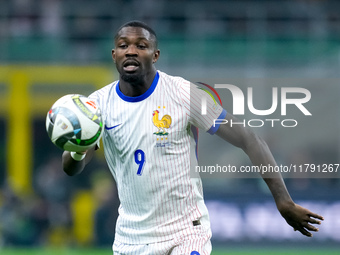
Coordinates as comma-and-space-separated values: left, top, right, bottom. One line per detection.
137, 44, 147, 50
118, 44, 128, 49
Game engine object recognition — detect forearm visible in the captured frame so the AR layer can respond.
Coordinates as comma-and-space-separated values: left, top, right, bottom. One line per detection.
62, 151, 86, 176
215, 115, 323, 236
244, 134, 293, 207
215, 115, 294, 206
62, 146, 96, 176
263, 177, 294, 209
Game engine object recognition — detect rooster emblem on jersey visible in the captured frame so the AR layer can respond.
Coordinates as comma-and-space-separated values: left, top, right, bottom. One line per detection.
152, 110, 172, 135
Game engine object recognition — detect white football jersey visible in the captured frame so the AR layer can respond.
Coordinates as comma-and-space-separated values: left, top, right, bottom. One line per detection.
89, 71, 226, 244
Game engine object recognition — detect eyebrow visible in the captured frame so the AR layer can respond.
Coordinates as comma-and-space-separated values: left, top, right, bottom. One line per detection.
115, 36, 156, 47
117, 36, 150, 41
114, 33, 157, 48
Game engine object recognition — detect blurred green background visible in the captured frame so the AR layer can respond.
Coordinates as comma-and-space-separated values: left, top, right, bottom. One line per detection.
1, 0, 340, 254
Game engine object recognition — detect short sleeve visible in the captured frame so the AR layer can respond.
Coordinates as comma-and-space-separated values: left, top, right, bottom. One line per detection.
88, 91, 100, 109
88, 82, 117, 119
180, 81, 227, 134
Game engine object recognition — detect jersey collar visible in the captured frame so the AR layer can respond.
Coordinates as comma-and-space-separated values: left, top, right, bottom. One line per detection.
116, 72, 159, 102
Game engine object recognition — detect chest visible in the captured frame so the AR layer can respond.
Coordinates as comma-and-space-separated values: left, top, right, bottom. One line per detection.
103, 95, 189, 150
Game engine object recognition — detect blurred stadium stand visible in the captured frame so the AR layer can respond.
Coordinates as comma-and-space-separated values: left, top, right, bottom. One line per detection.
0, 0, 340, 249
1, 0, 339, 65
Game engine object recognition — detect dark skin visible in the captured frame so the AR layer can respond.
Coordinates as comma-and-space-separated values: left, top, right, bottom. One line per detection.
63, 26, 324, 237
112, 26, 160, 97
215, 114, 323, 236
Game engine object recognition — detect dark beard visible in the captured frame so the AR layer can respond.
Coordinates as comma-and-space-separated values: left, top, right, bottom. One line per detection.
121, 73, 144, 86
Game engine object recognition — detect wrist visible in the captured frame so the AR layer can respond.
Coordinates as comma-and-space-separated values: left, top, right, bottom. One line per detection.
70, 151, 86, 161
277, 199, 295, 213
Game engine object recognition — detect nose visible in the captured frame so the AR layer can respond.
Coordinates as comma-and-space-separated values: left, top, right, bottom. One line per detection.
125, 45, 138, 56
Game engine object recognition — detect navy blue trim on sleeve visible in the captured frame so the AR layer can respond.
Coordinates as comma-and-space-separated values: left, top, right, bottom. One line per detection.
207, 109, 227, 135
116, 72, 159, 102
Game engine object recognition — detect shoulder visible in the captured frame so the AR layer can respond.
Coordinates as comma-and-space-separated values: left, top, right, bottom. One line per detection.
157, 70, 189, 87
157, 70, 191, 98
88, 81, 118, 111
89, 81, 118, 100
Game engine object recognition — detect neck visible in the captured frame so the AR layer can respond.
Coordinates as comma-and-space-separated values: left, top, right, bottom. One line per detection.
119, 69, 157, 97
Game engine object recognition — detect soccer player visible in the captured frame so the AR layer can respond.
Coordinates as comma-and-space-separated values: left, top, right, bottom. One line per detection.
62, 21, 324, 254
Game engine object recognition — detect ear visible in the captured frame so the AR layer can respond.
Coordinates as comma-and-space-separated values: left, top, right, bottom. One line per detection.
152, 49, 160, 64
112, 49, 116, 63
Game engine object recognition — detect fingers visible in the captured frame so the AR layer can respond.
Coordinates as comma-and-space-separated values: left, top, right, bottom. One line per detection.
306, 212, 324, 227
283, 203, 324, 237
292, 213, 324, 237
301, 206, 324, 221
308, 217, 322, 225
297, 227, 313, 237
293, 224, 314, 237
308, 212, 324, 221
302, 208, 324, 225
302, 222, 319, 232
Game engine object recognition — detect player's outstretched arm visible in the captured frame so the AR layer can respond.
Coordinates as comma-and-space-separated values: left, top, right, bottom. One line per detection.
62, 146, 96, 176
215, 112, 324, 237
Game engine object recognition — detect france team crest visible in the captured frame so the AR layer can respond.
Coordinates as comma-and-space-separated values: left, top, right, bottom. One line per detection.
152, 107, 172, 147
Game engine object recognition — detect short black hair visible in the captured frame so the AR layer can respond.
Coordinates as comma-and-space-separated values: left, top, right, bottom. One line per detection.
114, 20, 158, 48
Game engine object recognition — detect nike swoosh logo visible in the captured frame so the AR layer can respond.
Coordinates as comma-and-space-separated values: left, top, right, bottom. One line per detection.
105, 124, 122, 130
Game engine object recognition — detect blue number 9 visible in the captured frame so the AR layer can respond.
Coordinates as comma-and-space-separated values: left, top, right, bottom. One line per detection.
134, 149, 145, 176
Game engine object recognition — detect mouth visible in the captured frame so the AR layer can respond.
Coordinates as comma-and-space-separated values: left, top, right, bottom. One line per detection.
123, 59, 140, 72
